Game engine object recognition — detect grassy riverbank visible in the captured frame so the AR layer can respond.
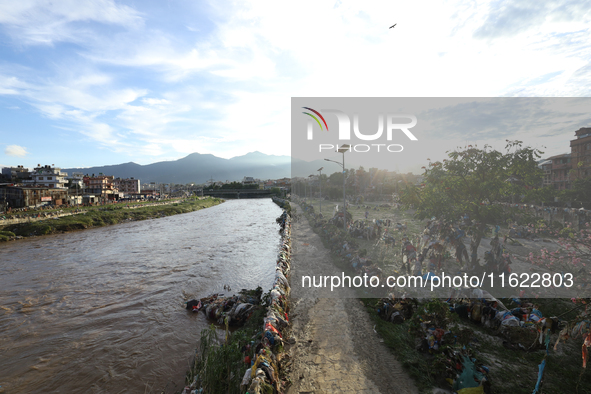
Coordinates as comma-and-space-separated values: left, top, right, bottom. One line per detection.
296, 199, 591, 394
0, 196, 223, 240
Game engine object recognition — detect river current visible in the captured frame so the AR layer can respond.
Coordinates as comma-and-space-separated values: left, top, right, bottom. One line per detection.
0, 199, 282, 393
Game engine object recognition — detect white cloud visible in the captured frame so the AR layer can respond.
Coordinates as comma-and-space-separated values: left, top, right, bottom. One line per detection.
0, 73, 31, 95
473, 0, 591, 40
5, 145, 29, 157
0, 0, 143, 45
1, 0, 591, 167
142, 98, 170, 106
129, 0, 591, 156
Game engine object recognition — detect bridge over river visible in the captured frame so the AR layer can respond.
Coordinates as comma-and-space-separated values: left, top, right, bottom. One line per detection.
201, 189, 273, 199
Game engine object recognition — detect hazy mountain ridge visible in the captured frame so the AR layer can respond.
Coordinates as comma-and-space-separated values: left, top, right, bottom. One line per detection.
62, 151, 294, 184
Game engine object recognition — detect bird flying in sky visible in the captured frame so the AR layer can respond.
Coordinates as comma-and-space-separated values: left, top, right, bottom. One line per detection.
390, 24, 396, 29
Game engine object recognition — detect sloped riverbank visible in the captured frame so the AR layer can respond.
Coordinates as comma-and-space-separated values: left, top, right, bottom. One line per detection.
0, 197, 222, 240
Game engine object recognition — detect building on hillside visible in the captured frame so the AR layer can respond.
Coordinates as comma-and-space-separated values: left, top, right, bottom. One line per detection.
570, 127, 591, 181
113, 177, 140, 195
547, 153, 571, 190
31, 165, 67, 188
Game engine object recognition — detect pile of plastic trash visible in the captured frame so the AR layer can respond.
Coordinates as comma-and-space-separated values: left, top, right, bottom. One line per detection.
407, 297, 491, 393
377, 293, 416, 324
185, 289, 261, 327
451, 294, 561, 351
182, 208, 293, 394
241, 207, 292, 394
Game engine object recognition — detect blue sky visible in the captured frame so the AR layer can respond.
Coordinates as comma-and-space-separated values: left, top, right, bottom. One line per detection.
1, 0, 591, 170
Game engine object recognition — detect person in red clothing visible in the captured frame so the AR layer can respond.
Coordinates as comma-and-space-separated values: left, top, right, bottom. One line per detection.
401, 239, 417, 274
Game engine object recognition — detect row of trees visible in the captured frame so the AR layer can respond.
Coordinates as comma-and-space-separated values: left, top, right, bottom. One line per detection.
292, 168, 421, 201
208, 182, 259, 190
399, 140, 590, 303
401, 140, 546, 262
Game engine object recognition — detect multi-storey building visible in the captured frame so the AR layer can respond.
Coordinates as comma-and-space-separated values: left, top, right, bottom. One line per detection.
83, 174, 118, 200
538, 159, 553, 187
1, 165, 30, 181
547, 153, 571, 190
0, 185, 69, 208
242, 176, 258, 186
66, 172, 85, 189
570, 127, 591, 180
113, 177, 141, 195
30, 165, 67, 188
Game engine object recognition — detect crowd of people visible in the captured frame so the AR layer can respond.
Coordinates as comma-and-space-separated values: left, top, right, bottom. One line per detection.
297, 196, 517, 285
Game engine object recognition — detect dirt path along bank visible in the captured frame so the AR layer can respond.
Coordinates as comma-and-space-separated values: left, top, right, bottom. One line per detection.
286, 210, 419, 394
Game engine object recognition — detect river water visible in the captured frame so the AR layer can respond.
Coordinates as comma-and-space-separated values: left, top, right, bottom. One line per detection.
0, 199, 282, 393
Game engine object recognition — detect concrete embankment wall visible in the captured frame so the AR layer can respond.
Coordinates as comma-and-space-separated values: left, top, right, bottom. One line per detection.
244, 197, 292, 389
242, 198, 292, 390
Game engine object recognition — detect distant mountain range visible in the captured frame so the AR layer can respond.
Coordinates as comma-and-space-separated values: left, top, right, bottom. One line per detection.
63, 151, 302, 184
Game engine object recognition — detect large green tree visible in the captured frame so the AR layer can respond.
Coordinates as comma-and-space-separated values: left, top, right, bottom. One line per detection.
561, 177, 591, 209
402, 140, 543, 263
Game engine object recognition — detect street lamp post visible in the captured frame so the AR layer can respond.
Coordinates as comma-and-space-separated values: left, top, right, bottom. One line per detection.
317, 167, 323, 214
325, 144, 350, 229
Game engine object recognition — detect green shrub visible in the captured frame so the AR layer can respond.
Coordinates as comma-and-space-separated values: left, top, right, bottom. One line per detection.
39, 224, 52, 235
559, 226, 576, 239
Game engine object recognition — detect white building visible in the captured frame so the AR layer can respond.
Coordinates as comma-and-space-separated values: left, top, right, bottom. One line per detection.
66, 172, 85, 189
31, 164, 67, 189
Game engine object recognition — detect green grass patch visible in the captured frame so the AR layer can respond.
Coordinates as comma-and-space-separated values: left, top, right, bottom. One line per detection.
185, 305, 267, 394
362, 298, 434, 393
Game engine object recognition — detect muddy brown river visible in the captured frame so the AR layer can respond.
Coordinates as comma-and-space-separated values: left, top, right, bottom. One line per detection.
0, 199, 282, 393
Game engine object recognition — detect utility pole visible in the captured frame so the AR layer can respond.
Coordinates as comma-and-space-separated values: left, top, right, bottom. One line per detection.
318, 167, 323, 214
341, 147, 347, 229
324, 143, 350, 229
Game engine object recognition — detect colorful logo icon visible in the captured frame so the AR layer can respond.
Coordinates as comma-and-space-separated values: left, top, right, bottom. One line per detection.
302, 107, 329, 131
